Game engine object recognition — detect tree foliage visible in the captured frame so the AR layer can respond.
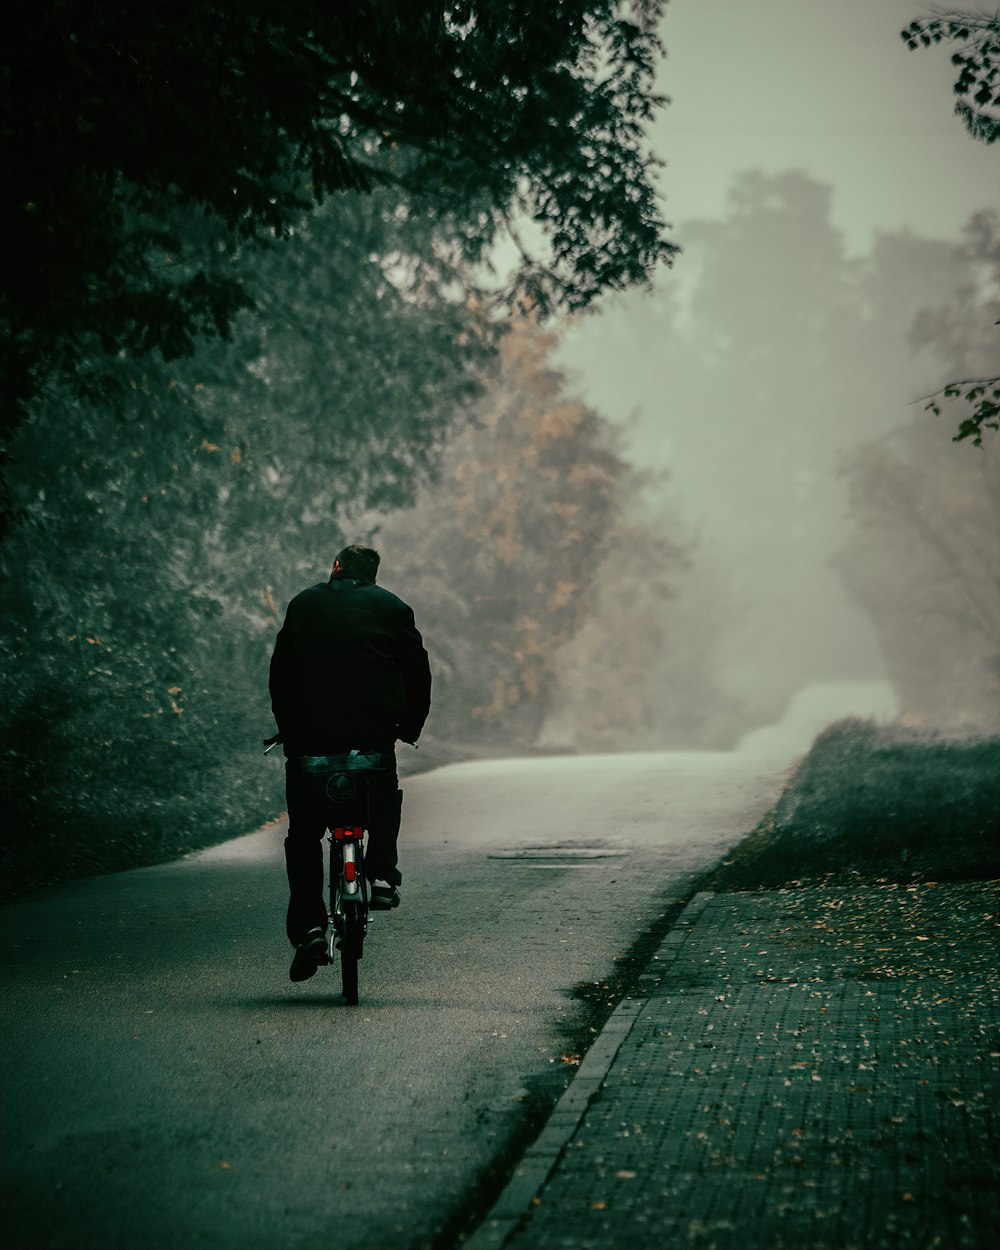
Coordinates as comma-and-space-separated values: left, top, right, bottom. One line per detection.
924, 376, 1000, 444
0, 190, 492, 896
912, 210, 1000, 445
1, 1, 681, 895
374, 314, 659, 756
902, 7, 1000, 143
1, 0, 676, 437
902, 10, 1000, 441
0, 238, 697, 894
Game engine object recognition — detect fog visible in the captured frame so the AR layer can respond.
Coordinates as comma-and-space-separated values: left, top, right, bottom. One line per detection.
546, 0, 999, 740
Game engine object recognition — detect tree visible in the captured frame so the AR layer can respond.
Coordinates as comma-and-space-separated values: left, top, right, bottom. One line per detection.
910, 210, 1000, 445
838, 419, 999, 734
1, 1, 679, 894
1, 0, 676, 440
559, 171, 990, 734
902, 7, 1000, 143
0, 189, 494, 894
371, 313, 691, 758
567, 172, 883, 727
901, 9, 1000, 442
537, 512, 741, 751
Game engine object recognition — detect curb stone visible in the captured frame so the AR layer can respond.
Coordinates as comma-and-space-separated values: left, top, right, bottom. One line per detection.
464, 892, 716, 1250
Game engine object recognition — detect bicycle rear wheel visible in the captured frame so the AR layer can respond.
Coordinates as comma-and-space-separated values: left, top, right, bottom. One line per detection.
341, 949, 359, 1004
340, 900, 364, 1005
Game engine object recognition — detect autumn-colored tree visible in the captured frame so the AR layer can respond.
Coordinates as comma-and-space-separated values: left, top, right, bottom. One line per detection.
370, 312, 705, 760
375, 314, 671, 756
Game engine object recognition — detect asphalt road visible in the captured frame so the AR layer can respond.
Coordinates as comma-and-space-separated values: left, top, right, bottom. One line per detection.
1, 750, 789, 1250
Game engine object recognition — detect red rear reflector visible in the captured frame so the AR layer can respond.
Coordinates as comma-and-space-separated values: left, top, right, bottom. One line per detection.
344, 862, 356, 881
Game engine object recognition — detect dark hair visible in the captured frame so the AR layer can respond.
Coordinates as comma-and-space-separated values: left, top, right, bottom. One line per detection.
333, 544, 380, 582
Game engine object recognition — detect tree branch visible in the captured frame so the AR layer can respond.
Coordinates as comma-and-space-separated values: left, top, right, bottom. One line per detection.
909, 377, 1000, 405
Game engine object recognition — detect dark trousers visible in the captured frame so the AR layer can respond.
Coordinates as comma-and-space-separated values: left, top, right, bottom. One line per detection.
283, 750, 402, 947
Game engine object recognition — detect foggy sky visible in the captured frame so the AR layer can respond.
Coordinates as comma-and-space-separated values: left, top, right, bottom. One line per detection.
554, 0, 997, 726
653, 0, 997, 252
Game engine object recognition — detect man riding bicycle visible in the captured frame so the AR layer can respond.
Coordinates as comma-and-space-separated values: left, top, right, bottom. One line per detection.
269, 545, 431, 982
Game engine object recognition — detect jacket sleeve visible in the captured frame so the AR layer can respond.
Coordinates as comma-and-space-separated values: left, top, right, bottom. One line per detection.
268, 615, 295, 734
394, 605, 432, 741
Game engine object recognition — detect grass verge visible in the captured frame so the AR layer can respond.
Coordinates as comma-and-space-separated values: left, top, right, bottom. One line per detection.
704, 718, 1000, 891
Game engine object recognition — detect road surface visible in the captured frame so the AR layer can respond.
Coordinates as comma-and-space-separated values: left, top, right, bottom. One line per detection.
1, 750, 790, 1249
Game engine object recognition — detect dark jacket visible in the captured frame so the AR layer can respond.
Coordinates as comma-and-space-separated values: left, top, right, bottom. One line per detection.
269, 575, 431, 753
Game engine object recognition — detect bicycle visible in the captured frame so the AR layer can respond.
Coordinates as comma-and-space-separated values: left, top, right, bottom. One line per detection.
265, 737, 387, 1005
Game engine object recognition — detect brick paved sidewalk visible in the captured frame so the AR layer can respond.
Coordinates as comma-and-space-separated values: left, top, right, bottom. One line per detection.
467, 883, 999, 1250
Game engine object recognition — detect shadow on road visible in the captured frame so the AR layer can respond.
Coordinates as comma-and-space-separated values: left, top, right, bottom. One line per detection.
244, 995, 356, 1009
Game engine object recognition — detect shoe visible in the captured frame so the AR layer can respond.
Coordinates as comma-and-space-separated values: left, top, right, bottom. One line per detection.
289, 927, 328, 982
369, 884, 400, 911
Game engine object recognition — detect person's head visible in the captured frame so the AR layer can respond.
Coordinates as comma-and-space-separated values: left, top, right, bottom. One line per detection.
330, 544, 380, 583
